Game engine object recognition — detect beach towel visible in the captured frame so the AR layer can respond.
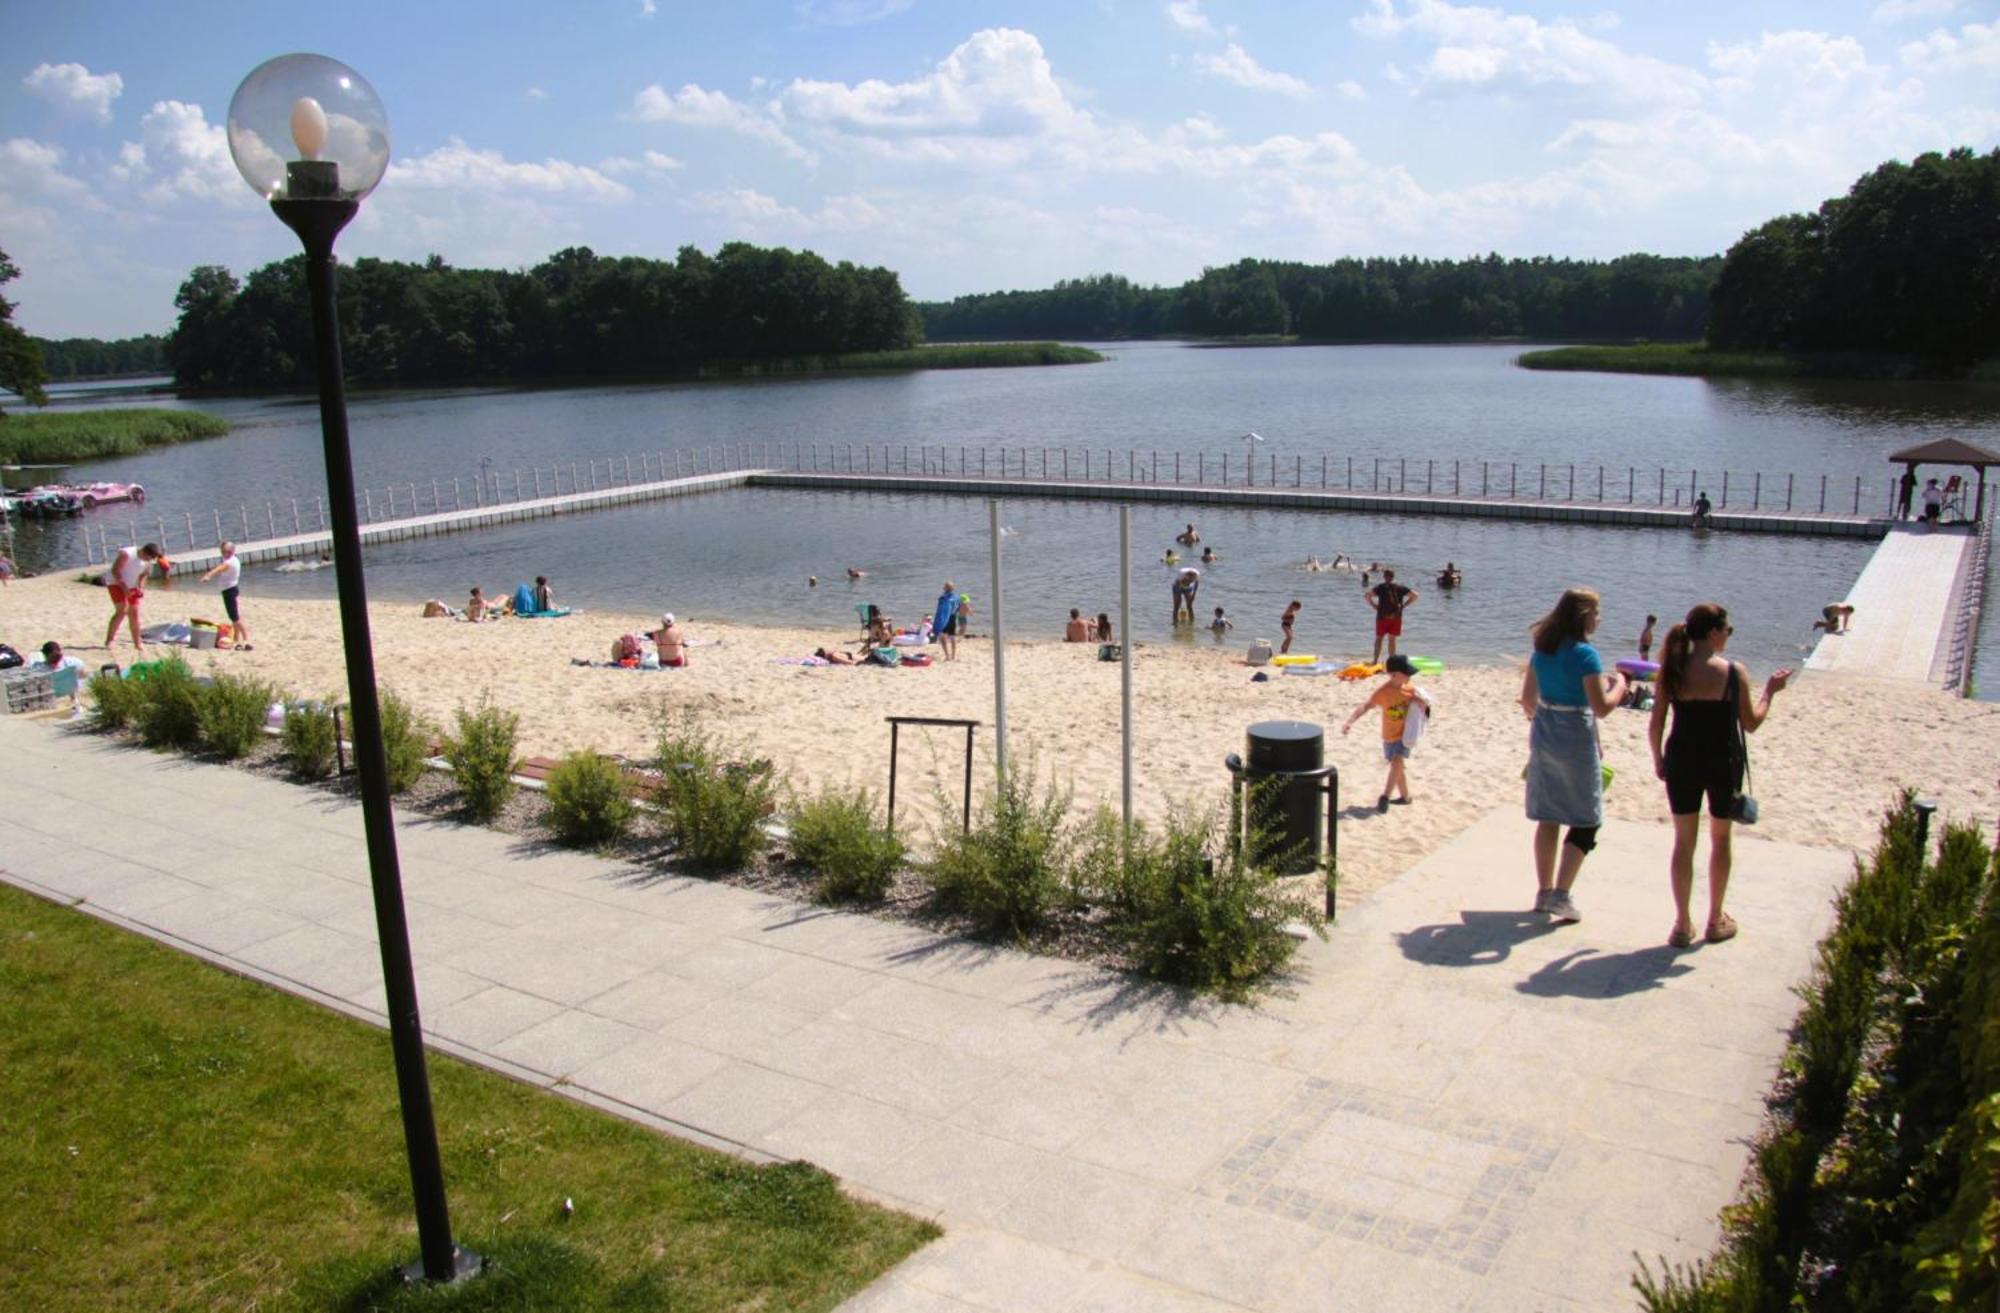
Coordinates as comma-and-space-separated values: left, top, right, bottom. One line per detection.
1401, 686, 1434, 748
510, 582, 571, 618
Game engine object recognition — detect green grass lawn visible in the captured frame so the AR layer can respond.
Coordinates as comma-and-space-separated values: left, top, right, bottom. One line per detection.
0, 884, 934, 1312
0, 408, 231, 464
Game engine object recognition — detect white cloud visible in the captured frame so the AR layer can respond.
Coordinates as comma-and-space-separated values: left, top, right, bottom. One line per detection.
1873, 0, 1959, 22
1353, 0, 1706, 108
795, 0, 915, 24
782, 29, 1085, 137
110, 101, 247, 204
631, 83, 815, 163
1194, 44, 1315, 98
1336, 79, 1368, 101
0, 137, 97, 207
525, 86, 550, 101
1899, 20, 2000, 72
1181, 113, 1225, 142
23, 62, 124, 123
597, 150, 684, 176
639, 0, 656, 15
388, 139, 631, 200
1166, 1, 1214, 35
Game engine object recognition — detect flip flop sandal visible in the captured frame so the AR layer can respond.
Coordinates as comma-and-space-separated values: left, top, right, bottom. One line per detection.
1668, 925, 1694, 948
1705, 915, 1739, 944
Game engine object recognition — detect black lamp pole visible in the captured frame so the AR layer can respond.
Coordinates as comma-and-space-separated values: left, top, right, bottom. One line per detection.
272, 182, 476, 1285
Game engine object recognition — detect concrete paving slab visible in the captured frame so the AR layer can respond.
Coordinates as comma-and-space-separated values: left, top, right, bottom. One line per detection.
0, 715, 1857, 1313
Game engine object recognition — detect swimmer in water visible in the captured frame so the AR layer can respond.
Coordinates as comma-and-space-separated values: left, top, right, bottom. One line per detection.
1304, 555, 1324, 572
808, 575, 819, 587
1176, 523, 1201, 546
1162, 549, 1180, 566
846, 567, 867, 580
1201, 546, 1220, 564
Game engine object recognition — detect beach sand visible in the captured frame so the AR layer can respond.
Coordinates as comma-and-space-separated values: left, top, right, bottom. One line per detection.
6, 571, 1995, 901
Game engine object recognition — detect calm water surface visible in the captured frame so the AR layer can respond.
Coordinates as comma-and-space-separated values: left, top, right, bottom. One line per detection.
9, 345, 1994, 682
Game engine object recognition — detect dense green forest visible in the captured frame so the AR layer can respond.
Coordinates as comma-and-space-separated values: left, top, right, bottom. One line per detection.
917, 254, 1720, 343
1706, 147, 1999, 372
166, 242, 921, 390
32, 334, 167, 380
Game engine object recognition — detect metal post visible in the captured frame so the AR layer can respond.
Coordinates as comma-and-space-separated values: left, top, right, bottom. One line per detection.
1428, 459, 1434, 493
989, 500, 1008, 780
361, 492, 370, 523
1786, 473, 1793, 511
1322, 455, 1328, 488
1597, 466, 1604, 501
269, 193, 464, 1282
1348, 455, 1354, 489
1754, 472, 1761, 510
1373, 458, 1381, 491
1400, 457, 1407, 492
1269, 451, 1275, 485
1853, 476, 1861, 514
1119, 507, 1133, 833
1660, 468, 1667, 506
1540, 465, 1547, 499
1722, 471, 1730, 507
1820, 475, 1827, 514
1627, 467, 1634, 503
1295, 454, 1302, 487
184, 512, 195, 550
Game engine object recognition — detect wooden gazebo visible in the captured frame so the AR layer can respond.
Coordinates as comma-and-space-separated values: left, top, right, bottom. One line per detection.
1889, 436, 2000, 523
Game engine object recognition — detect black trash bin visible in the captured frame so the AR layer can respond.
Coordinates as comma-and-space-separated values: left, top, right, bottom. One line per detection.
1226, 720, 1336, 877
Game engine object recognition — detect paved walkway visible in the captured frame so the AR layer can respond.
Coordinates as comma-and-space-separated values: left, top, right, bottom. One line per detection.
0, 715, 1855, 1311
1806, 522, 1974, 683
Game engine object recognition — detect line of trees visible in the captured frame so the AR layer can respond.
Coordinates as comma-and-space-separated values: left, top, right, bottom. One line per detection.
167, 242, 922, 390
1707, 147, 2000, 373
33, 335, 167, 380
0, 246, 49, 414
917, 254, 1720, 343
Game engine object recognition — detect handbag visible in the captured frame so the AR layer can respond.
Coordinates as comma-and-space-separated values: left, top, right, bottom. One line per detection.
1729, 668, 1759, 824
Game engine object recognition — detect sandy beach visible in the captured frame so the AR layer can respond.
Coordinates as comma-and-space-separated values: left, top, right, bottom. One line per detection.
5, 570, 1994, 900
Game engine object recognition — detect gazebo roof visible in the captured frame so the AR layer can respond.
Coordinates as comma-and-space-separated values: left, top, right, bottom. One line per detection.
1888, 437, 2000, 466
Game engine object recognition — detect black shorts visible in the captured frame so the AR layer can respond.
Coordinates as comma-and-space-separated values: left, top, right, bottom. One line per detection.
1664, 753, 1741, 818
222, 586, 241, 623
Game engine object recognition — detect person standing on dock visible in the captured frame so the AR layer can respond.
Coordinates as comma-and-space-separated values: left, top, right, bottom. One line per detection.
1897, 468, 1917, 520
1921, 478, 1944, 526
1366, 569, 1416, 663
103, 542, 163, 653
199, 541, 251, 651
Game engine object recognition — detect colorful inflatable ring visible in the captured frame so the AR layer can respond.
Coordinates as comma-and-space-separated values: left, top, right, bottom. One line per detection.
1616, 658, 1660, 678
1270, 653, 1319, 666
1407, 656, 1445, 674
1281, 661, 1339, 676
1337, 662, 1383, 681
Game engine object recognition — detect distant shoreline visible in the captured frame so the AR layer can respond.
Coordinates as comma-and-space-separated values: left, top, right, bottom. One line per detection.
1515, 342, 2000, 382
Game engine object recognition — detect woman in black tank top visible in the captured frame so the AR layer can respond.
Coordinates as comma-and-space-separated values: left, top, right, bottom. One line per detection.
1648, 603, 1791, 948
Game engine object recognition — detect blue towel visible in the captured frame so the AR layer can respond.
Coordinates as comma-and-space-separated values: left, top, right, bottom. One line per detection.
931, 591, 959, 637
511, 583, 536, 614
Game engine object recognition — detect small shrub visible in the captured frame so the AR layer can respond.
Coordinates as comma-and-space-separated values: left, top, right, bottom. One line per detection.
1112, 809, 1322, 997
87, 670, 141, 731
543, 751, 636, 847
378, 690, 434, 795
655, 710, 777, 871
789, 787, 904, 903
443, 697, 520, 822
133, 656, 203, 751
281, 699, 341, 779
198, 671, 279, 760
926, 761, 1071, 939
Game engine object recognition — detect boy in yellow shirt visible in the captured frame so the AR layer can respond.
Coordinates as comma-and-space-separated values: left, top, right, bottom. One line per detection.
1342, 653, 1430, 812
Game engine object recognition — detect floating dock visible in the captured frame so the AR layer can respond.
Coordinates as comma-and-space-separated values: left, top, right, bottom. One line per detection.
1805, 523, 1982, 686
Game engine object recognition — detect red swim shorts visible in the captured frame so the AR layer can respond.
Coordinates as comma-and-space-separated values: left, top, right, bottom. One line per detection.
1375, 615, 1402, 638
108, 583, 144, 608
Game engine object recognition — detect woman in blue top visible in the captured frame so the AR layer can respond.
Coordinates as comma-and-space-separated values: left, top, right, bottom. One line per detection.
1520, 587, 1627, 924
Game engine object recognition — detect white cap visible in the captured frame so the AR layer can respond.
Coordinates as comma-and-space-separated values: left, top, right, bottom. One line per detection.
661, 612, 675, 626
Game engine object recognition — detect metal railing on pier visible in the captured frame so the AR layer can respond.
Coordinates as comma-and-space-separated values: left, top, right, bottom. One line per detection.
57, 439, 1894, 568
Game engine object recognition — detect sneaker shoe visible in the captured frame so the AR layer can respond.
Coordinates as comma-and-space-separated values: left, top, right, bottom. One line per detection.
1376, 793, 1390, 813
1533, 888, 1555, 915
1548, 891, 1582, 924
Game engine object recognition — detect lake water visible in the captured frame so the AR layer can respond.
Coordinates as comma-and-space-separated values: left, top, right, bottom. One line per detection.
8, 344, 1996, 681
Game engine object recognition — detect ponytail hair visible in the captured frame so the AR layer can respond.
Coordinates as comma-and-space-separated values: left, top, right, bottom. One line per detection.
1659, 602, 1728, 702
1531, 587, 1601, 656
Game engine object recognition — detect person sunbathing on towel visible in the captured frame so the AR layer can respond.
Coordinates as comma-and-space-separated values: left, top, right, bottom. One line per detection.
814, 647, 858, 665
652, 612, 689, 667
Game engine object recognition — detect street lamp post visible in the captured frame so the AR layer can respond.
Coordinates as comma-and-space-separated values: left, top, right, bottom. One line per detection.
228, 54, 478, 1286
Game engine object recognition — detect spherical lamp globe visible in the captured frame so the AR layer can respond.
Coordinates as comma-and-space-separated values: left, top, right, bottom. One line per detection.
228, 54, 390, 202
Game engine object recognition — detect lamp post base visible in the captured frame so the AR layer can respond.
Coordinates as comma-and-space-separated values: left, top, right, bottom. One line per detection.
397, 1246, 487, 1286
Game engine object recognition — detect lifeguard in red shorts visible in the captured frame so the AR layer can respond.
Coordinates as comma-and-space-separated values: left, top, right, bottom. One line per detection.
1366, 568, 1418, 664
104, 542, 164, 652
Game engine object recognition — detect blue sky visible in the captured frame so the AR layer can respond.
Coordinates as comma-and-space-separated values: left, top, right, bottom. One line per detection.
4, 0, 1996, 337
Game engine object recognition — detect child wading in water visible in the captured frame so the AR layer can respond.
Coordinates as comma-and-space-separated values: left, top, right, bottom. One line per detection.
1342, 653, 1430, 811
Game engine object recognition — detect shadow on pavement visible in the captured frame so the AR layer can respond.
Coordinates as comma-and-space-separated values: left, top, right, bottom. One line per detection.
1515, 945, 1693, 999
1398, 909, 1560, 968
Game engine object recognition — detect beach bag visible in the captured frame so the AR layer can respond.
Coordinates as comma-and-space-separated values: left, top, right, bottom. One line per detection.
1730, 678, 1758, 824
1246, 640, 1273, 666
0, 644, 21, 670
612, 633, 643, 663
869, 646, 902, 667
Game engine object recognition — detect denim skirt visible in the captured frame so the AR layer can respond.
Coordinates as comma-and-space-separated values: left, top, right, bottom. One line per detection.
1525, 703, 1602, 827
